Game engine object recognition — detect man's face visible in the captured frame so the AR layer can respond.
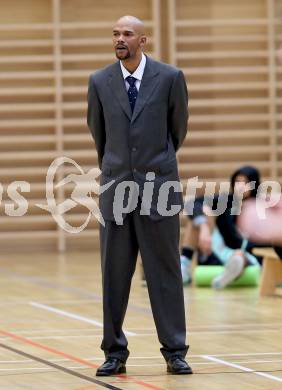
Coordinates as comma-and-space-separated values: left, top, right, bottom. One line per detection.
112, 22, 145, 60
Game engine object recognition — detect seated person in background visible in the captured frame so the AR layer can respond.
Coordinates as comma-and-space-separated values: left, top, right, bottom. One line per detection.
236, 45, 282, 254
235, 46, 282, 256
181, 209, 259, 289
181, 166, 282, 287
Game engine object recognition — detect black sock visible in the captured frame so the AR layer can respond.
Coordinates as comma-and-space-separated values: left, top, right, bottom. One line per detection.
182, 246, 194, 260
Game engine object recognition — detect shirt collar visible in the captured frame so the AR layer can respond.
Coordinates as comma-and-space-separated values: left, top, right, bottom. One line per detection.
120, 52, 147, 81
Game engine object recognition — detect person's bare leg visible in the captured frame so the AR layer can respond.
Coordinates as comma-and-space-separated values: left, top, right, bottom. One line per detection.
182, 219, 199, 250
180, 219, 201, 284
212, 250, 246, 289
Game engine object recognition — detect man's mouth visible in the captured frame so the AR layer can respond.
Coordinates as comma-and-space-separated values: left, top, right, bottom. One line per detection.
116, 46, 127, 50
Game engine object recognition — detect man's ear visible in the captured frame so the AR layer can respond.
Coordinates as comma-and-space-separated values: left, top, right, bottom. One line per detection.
140, 35, 147, 47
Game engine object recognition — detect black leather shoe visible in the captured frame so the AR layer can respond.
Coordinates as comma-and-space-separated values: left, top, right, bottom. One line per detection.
96, 357, 126, 376
167, 357, 193, 375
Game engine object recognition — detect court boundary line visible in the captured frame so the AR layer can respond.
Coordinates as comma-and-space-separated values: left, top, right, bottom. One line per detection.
202, 355, 282, 383
0, 329, 164, 390
1, 351, 282, 361
1, 328, 282, 386
8, 329, 282, 340
1, 359, 282, 372
0, 342, 122, 390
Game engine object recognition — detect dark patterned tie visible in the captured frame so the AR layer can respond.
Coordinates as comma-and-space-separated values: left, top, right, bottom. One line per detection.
126, 76, 138, 112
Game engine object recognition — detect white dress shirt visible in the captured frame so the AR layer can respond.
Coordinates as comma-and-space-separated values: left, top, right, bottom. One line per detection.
120, 52, 146, 91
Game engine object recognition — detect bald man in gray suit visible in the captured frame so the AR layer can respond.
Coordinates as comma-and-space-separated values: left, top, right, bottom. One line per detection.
87, 15, 192, 376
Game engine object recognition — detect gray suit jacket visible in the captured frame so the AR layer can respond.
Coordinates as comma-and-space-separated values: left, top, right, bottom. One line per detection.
87, 55, 188, 221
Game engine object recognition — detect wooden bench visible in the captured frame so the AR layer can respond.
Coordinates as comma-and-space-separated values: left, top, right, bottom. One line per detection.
253, 248, 282, 297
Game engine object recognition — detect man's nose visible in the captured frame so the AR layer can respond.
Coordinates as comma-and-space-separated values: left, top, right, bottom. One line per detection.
117, 35, 125, 43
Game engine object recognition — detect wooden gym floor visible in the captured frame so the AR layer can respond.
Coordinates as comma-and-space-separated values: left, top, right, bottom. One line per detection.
0, 251, 281, 390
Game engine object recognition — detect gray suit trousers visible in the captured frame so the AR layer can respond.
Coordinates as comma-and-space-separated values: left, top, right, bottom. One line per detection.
99, 205, 189, 362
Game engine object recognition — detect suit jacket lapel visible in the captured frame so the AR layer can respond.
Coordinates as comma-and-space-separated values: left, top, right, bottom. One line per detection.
108, 62, 132, 120
107, 57, 160, 123
131, 57, 160, 123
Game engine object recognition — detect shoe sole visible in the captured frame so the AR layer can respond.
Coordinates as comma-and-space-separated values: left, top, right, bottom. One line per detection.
96, 366, 126, 376
167, 367, 193, 375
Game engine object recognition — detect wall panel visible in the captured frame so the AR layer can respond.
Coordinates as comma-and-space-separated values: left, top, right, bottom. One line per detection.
0, 0, 280, 252
0, 0, 161, 252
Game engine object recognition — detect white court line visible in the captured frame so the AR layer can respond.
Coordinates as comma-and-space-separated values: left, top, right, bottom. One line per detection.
3, 328, 282, 340
31, 329, 281, 337
7, 323, 282, 333
6, 328, 102, 335
126, 359, 282, 366
29, 301, 136, 337
1, 356, 282, 365
32, 299, 98, 304
202, 355, 282, 383
0, 366, 85, 372
207, 352, 282, 357
118, 324, 282, 330
189, 329, 282, 335
0, 336, 100, 340
21, 329, 278, 337
133, 329, 282, 336
1, 360, 282, 373
1, 359, 282, 366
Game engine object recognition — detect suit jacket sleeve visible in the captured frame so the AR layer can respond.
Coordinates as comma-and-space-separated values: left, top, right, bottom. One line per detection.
87, 75, 105, 169
168, 70, 189, 151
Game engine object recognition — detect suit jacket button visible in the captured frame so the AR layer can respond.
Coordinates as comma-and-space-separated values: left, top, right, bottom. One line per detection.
132, 147, 137, 152
133, 168, 137, 173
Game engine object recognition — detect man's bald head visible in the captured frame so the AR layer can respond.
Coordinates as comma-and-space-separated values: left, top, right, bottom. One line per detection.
114, 15, 145, 36
112, 15, 147, 63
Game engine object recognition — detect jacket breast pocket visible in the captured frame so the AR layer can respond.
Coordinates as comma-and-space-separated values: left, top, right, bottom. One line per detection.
146, 101, 167, 115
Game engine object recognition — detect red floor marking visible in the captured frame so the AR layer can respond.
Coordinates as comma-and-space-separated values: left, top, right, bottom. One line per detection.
0, 329, 164, 390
